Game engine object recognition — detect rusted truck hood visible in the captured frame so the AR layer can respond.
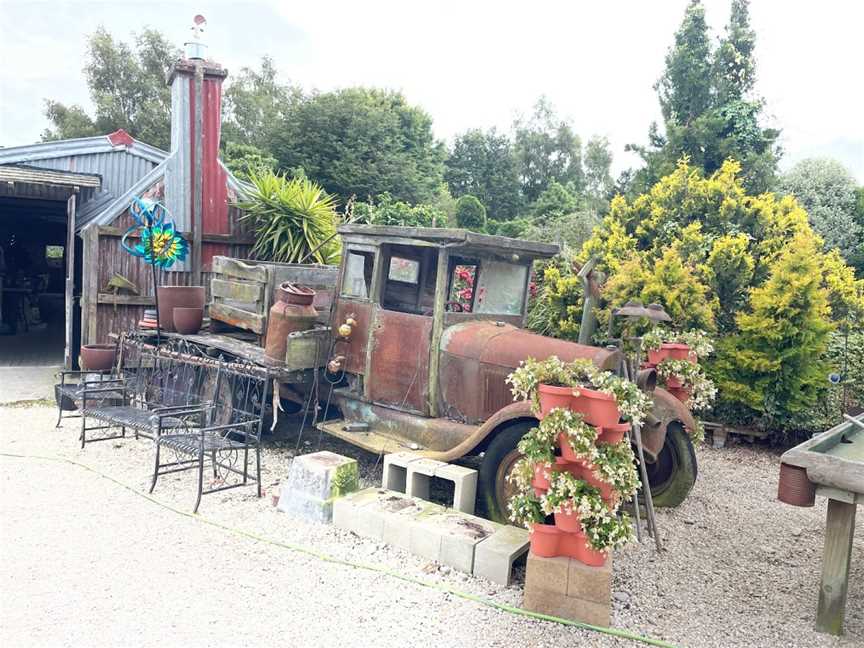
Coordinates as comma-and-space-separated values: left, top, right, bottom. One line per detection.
438, 320, 622, 423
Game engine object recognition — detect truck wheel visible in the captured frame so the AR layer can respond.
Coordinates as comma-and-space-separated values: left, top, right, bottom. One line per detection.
643, 422, 697, 508
478, 421, 533, 523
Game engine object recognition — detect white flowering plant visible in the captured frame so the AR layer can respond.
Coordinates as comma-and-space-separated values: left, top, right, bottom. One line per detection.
508, 489, 545, 528
590, 440, 640, 498
543, 471, 603, 516
506, 356, 573, 410
538, 408, 598, 460
642, 327, 714, 358
582, 507, 636, 553
656, 358, 717, 412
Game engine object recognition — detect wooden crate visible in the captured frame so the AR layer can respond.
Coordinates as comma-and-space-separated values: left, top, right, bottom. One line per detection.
209, 256, 338, 337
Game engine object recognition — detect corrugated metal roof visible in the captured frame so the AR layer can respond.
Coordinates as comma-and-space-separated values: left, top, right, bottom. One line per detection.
0, 163, 101, 188
0, 135, 166, 165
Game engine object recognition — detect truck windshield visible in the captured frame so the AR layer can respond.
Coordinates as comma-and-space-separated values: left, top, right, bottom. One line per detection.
473, 261, 527, 315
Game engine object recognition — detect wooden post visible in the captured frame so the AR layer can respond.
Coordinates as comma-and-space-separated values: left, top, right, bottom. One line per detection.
64, 192, 77, 368
82, 227, 100, 346
192, 63, 204, 286
427, 247, 449, 417
816, 498, 857, 635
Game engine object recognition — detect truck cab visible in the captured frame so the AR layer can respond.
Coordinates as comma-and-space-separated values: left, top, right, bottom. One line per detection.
319, 225, 698, 521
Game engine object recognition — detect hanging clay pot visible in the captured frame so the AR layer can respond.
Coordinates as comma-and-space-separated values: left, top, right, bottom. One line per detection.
537, 383, 573, 418
530, 523, 560, 557
571, 386, 620, 427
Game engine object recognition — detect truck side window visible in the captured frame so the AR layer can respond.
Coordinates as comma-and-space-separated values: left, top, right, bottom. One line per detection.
342, 250, 375, 299
381, 245, 438, 314
447, 260, 478, 312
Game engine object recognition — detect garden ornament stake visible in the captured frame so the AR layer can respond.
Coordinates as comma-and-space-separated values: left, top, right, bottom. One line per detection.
120, 197, 189, 345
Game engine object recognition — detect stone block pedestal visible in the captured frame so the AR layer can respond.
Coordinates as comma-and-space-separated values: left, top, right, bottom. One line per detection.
523, 551, 612, 627
277, 451, 358, 523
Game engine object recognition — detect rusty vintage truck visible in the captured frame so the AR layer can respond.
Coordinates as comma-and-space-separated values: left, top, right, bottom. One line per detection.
178, 224, 698, 521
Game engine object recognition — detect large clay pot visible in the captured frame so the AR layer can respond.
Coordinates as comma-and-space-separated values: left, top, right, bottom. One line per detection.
571, 386, 620, 427
173, 307, 204, 335
530, 523, 560, 557
80, 344, 116, 371
647, 342, 692, 366
537, 383, 573, 418
264, 283, 318, 361
157, 286, 206, 332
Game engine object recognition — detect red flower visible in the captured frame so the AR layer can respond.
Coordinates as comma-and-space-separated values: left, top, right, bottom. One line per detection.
458, 287, 473, 300
529, 281, 537, 298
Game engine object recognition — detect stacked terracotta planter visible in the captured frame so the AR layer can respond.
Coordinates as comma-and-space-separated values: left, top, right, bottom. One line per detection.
529, 386, 630, 567
643, 342, 694, 403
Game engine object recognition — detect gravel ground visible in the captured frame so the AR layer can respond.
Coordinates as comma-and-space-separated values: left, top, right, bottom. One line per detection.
0, 403, 861, 648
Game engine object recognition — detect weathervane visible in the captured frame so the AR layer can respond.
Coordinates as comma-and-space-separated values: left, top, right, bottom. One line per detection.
184, 15, 208, 60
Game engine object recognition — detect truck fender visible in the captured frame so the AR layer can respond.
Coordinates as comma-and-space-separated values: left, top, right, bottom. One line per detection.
642, 388, 698, 460
435, 400, 537, 462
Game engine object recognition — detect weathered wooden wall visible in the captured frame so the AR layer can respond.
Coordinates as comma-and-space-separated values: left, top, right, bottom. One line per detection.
82, 204, 254, 344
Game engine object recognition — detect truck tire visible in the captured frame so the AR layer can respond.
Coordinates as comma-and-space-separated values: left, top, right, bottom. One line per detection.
478, 421, 534, 523
643, 422, 697, 508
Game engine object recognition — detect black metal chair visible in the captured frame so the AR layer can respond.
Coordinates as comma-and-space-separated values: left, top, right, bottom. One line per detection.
55, 369, 123, 428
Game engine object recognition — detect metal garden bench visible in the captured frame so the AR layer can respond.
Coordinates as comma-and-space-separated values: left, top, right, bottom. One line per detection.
79, 335, 269, 512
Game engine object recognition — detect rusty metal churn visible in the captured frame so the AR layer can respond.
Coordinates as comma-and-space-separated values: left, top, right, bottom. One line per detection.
264, 282, 318, 361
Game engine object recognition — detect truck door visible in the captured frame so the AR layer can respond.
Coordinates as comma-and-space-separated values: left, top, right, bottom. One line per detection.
366, 245, 437, 415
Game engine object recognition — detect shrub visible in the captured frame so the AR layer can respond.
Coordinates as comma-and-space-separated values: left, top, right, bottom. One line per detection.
455, 194, 487, 231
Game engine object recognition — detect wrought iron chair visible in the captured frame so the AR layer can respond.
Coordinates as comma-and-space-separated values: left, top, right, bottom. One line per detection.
55, 369, 124, 428
149, 355, 268, 512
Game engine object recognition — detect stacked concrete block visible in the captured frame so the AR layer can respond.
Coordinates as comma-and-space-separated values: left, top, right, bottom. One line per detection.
382, 452, 478, 515
523, 551, 613, 627
333, 487, 529, 585
277, 451, 358, 523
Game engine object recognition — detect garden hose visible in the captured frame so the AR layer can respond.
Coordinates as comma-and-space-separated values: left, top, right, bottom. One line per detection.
0, 451, 677, 648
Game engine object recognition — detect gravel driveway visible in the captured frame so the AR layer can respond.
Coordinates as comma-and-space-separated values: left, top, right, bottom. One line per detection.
0, 403, 861, 648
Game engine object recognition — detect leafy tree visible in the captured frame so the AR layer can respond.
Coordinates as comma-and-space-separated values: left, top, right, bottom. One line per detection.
532, 182, 580, 220
43, 27, 179, 149
630, 0, 779, 194
352, 193, 446, 228
271, 88, 446, 205
655, 0, 713, 125
521, 211, 598, 253
779, 158, 863, 271
222, 57, 299, 153
455, 195, 487, 232
583, 136, 614, 214
700, 233, 754, 332
513, 98, 584, 203
222, 142, 277, 182
445, 128, 522, 220
714, 233, 832, 430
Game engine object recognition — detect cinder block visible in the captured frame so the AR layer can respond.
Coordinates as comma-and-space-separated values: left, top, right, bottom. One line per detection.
409, 518, 443, 561
278, 451, 358, 523
407, 458, 443, 500
382, 451, 423, 492
473, 525, 530, 586
333, 488, 392, 535
567, 554, 613, 603
435, 463, 478, 515
525, 552, 570, 595
523, 587, 611, 627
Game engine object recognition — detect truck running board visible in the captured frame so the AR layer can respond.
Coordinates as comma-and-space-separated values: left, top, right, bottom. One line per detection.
316, 419, 421, 455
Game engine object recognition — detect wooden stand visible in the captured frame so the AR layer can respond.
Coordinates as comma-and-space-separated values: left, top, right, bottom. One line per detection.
816, 494, 859, 635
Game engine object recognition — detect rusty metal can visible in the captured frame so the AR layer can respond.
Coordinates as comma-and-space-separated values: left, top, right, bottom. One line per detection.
264, 282, 318, 361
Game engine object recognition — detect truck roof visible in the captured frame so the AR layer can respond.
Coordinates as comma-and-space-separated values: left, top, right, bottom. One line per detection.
337, 224, 560, 259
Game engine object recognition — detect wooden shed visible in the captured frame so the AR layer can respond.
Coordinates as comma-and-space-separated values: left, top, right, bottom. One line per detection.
0, 48, 252, 367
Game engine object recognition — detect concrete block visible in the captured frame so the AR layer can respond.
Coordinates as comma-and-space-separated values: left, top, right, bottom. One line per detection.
278, 451, 358, 523
523, 587, 611, 627
333, 488, 389, 534
382, 451, 422, 492
409, 517, 443, 562
434, 463, 478, 515
406, 458, 443, 500
473, 525, 530, 586
567, 554, 613, 603
525, 552, 570, 595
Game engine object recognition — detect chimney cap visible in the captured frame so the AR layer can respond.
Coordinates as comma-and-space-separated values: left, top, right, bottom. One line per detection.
184, 14, 207, 60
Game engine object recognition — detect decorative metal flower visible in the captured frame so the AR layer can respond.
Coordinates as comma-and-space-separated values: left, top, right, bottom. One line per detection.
121, 197, 188, 269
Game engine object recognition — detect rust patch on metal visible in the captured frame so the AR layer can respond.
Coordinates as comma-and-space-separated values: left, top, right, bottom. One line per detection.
367, 310, 432, 414
332, 299, 372, 374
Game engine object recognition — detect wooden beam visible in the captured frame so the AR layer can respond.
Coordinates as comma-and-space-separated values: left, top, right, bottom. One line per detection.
96, 226, 253, 245
816, 498, 857, 635
64, 193, 76, 368
82, 227, 99, 345
96, 293, 155, 306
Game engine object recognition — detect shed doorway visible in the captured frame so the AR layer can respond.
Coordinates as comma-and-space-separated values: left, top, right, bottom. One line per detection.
0, 196, 81, 368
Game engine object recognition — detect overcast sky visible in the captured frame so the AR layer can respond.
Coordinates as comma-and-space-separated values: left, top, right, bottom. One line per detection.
1, 0, 862, 181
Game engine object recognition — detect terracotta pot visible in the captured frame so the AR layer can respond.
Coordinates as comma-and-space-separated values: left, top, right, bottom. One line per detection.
647, 342, 692, 366
777, 463, 816, 507
80, 344, 116, 371
665, 375, 684, 389
573, 462, 617, 506
576, 540, 608, 567
554, 509, 583, 534
537, 383, 573, 418
556, 529, 583, 558
531, 463, 552, 491
264, 282, 319, 361
530, 523, 560, 557
571, 386, 620, 427
598, 422, 630, 445
557, 433, 590, 463
666, 385, 690, 403
157, 285, 206, 332
173, 307, 204, 335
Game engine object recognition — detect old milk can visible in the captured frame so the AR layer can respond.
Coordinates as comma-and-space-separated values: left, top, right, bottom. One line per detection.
264, 282, 318, 361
